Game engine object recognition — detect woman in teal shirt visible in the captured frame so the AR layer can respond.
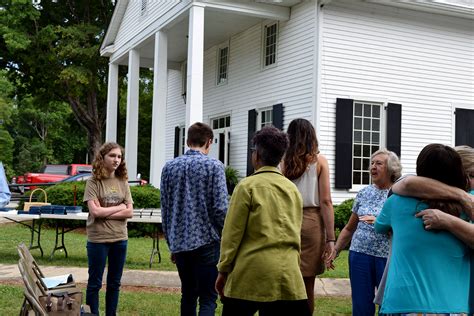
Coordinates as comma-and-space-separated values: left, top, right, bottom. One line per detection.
375, 144, 470, 314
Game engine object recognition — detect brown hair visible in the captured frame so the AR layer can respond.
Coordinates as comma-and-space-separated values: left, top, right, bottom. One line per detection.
283, 118, 319, 180
416, 143, 467, 216
252, 126, 289, 167
92, 142, 128, 181
187, 122, 214, 147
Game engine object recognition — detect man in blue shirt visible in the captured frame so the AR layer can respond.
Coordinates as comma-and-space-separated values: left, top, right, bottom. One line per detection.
160, 122, 228, 316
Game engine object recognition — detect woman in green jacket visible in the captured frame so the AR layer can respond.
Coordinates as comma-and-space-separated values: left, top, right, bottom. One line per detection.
215, 126, 310, 316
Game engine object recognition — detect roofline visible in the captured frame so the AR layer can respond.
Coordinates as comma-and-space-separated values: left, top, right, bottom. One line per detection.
100, 0, 129, 54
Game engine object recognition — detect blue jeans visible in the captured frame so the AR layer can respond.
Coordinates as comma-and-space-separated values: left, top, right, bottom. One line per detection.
349, 250, 387, 316
174, 242, 220, 316
86, 240, 127, 316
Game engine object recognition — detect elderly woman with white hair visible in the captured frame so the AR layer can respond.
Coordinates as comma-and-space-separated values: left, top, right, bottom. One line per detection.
327, 148, 402, 315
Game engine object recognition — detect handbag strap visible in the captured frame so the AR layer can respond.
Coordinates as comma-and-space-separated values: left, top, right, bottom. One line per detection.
29, 188, 48, 203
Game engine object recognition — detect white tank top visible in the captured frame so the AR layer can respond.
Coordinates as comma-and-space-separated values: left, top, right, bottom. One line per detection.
292, 163, 320, 208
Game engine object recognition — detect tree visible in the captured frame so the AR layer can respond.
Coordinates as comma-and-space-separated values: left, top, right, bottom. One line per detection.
0, 70, 15, 177
0, 0, 115, 160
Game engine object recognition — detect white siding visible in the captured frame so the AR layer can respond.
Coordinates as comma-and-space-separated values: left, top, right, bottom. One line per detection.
164, 1, 317, 177
165, 69, 186, 160
319, 0, 474, 203
114, 1, 185, 56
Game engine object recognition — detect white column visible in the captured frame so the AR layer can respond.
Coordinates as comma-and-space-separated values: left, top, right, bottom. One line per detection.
185, 5, 205, 127
105, 62, 119, 142
125, 49, 140, 181
150, 31, 168, 188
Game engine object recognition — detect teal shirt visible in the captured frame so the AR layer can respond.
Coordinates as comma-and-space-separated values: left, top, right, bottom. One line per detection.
375, 194, 470, 314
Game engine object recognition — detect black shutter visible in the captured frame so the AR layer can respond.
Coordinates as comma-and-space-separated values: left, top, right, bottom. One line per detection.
174, 126, 180, 158
455, 108, 474, 147
247, 109, 257, 176
335, 98, 353, 189
386, 103, 402, 157
272, 103, 284, 130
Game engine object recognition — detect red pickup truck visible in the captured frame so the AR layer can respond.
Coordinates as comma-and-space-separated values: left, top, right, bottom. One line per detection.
12, 164, 92, 189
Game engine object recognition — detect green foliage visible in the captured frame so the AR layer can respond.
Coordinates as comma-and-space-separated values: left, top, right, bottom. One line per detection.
334, 198, 354, 231
34, 182, 161, 236
0, 0, 116, 160
225, 166, 239, 185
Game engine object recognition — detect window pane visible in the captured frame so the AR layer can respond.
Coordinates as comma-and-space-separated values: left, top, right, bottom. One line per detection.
372, 145, 379, 154
363, 158, 370, 170
219, 118, 225, 128
363, 118, 371, 130
354, 131, 361, 143
363, 132, 370, 143
363, 145, 371, 157
226, 116, 230, 127
354, 144, 361, 156
372, 119, 380, 131
372, 132, 379, 144
213, 120, 218, 129
353, 172, 361, 185
354, 118, 362, 130
364, 104, 371, 117
355, 103, 362, 116
373, 105, 380, 118
362, 172, 370, 184
354, 158, 361, 170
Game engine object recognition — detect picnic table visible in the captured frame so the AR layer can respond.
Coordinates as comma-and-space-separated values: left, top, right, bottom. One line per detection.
0, 209, 162, 267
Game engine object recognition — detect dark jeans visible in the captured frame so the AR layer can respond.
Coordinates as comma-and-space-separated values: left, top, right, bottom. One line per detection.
86, 240, 127, 316
174, 242, 220, 316
349, 250, 387, 316
222, 297, 311, 316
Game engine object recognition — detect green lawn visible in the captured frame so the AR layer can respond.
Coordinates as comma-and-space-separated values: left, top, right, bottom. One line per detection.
0, 223, 349, 278
0, 284, 351, 315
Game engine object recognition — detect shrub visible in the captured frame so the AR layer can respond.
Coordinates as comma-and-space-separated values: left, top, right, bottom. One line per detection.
334, 198, 354, 231
29, 183, 161, 236
225, 166, 239, 195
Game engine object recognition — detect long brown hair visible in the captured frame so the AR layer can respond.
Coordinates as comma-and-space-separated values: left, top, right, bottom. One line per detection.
283, 118, 319, 180
416, 143, 467, 216
92, 142, 128, 181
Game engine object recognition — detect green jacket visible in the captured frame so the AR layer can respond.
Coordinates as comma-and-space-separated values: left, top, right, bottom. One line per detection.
218, 166, 307, 302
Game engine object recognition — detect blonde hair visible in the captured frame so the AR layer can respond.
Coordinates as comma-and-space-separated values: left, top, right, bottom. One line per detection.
371, 148, 402, 183
455, 145, 474, 174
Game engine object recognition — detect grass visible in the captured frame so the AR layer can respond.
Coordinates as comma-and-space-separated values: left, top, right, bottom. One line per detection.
0, 223, 350, 278
0, 284, 352, 315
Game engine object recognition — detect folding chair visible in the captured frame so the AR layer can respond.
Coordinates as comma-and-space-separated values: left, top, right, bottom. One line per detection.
17, 243, 76, 292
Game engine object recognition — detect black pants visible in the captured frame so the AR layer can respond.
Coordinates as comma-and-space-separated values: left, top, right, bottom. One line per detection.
222, 297, 311, 316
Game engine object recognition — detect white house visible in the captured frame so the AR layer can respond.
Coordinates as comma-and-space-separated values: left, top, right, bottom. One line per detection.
100, 0, 474, 203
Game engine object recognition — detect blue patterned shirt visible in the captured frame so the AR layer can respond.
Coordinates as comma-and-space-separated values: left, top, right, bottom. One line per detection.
160, 149, 228, 253
350, 184, 390, 258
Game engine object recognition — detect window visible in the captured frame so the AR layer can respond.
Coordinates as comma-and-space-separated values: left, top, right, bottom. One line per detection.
141, 0, 147, 16
210, 115, 231, 165
263, 22, 278, 68
211, 115, 231, 130
217, 46, 229, 85
335, 98, 402, 190
246, 104, 284, 176
352, 101, 383, 185
258, 108, 273, 129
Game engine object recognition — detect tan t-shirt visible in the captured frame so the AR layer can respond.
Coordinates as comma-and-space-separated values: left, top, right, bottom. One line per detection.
83, 176, 133, 243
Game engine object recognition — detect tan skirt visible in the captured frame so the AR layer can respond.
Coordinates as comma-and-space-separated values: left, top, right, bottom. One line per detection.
300, 207, 326, 277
